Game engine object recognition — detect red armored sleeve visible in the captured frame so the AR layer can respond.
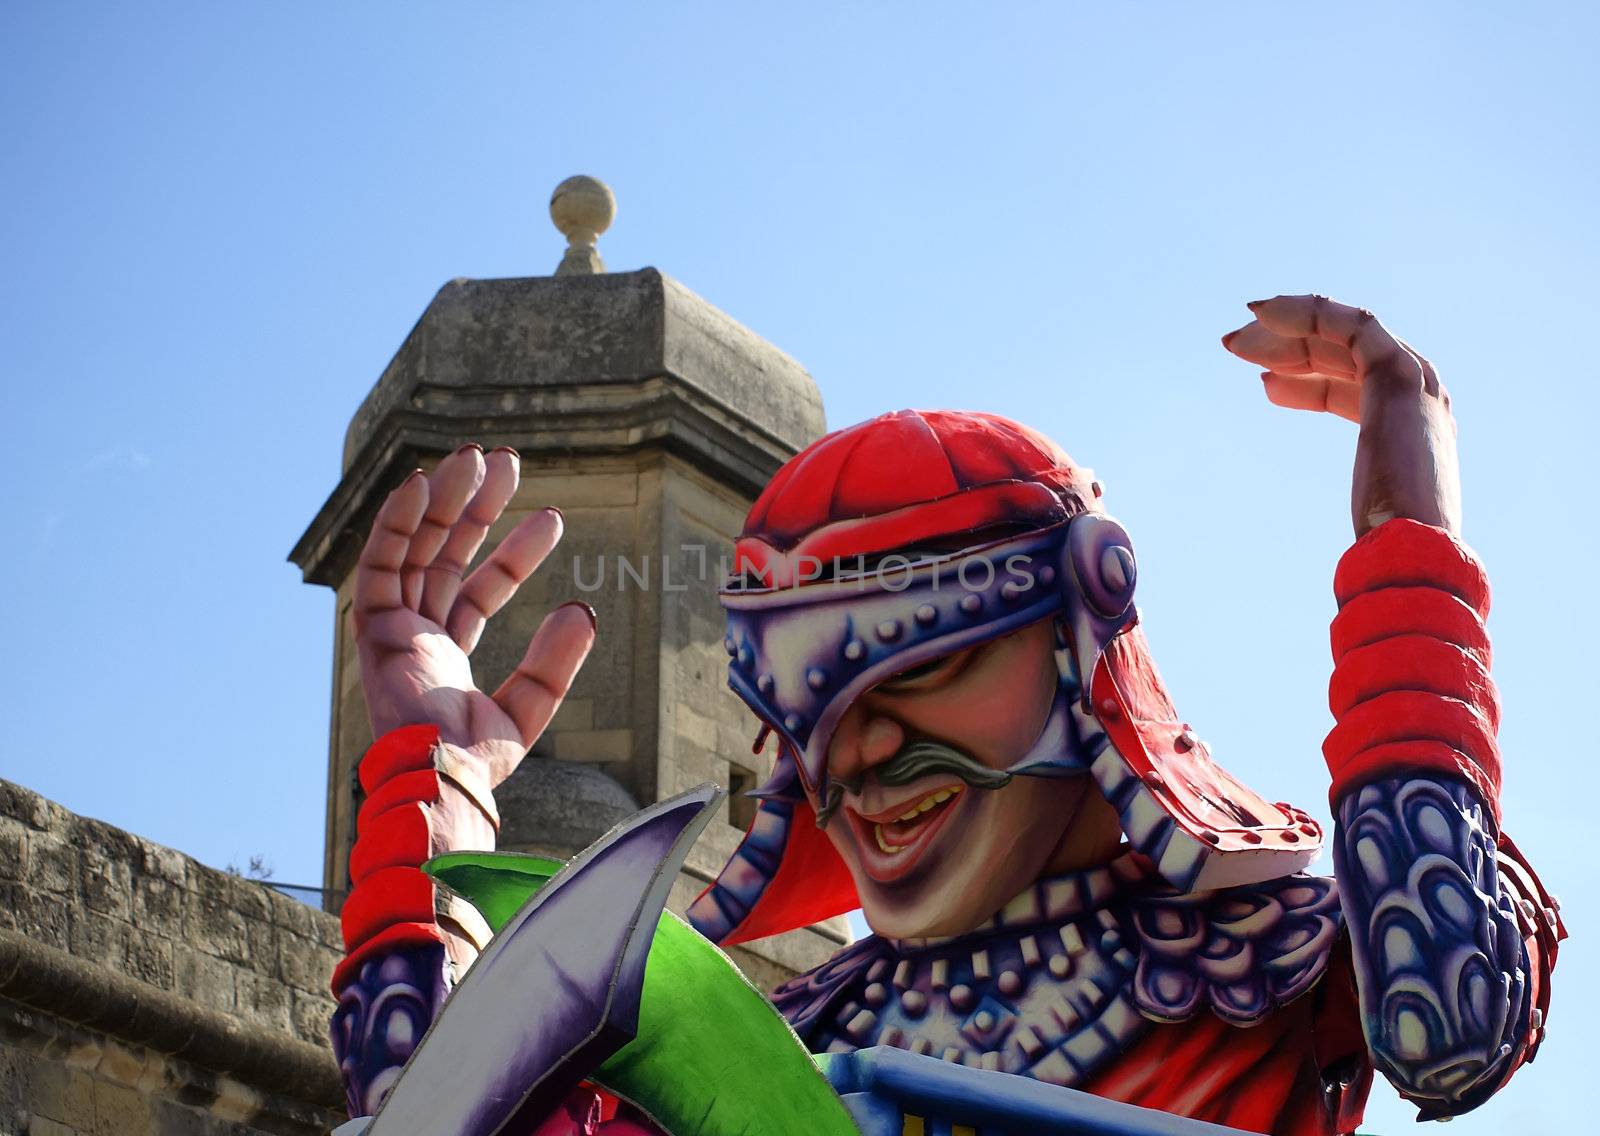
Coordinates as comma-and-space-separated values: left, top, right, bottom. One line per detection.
331, 724, 498, 993
1322, 519, 1503, 822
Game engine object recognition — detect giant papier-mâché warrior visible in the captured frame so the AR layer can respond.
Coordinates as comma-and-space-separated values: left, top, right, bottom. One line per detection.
326, 295, 1564, 1136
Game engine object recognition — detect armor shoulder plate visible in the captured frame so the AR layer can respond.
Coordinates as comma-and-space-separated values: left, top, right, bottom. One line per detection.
1127, 873, 1343, 1026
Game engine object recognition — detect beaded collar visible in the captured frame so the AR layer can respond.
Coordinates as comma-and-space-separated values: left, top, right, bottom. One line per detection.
886, 851, 1155, 953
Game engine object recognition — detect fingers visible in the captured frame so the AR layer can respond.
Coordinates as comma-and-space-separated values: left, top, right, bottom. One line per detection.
446, 507, 565, 653
1248, 294, 1370, 348
1232, 295, 1426, 394
1222, 321, 1357, 378
353, 471, 428, 627
419, 447, 522, 627
400, 446, 487, 611
492, 602, 598, 752
1260, 371, 1361, 422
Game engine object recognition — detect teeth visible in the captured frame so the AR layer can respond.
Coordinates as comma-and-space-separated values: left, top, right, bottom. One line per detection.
892, 787, 965, 824
874, 825, 906, 854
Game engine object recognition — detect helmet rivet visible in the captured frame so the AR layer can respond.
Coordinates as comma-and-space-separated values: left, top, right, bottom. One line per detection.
1038, 565, 1056, 586
1100, 545, 1134, 592
843, 638, 865, 661
757, 673, 775, 695
1174, 730, 1196, 752
876, 620, 902, 642
723, 636, 736, 655
1097, 698, 1122, 722
806, 667, 828, 690
914, 603, 937, 625
959, 593, 982, 615
737, 645, 754, 667
1000, 581, 1024, 602
783, 712, 803, 732
997, 970, 1022, 996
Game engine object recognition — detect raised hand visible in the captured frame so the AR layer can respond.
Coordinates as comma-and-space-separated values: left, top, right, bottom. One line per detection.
352, 443, 596, 790
1222, 294, 1462, 537
335, 444, 598, 1116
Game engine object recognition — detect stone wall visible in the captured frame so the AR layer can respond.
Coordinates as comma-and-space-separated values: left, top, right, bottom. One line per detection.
0, 779, 344, 1136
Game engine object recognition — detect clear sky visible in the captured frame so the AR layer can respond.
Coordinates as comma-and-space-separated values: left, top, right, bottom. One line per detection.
3, 3, 1593, 1131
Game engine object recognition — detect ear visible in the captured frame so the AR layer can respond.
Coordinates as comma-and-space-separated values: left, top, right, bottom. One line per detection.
1059, 514, 1139, 707
1067, 514, 1137, 617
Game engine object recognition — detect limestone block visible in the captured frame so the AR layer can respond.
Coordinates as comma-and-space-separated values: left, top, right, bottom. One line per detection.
549, 728, 632, 764
124, 930, 174, 991
131, 877, 182, 927
183, 892, 249, 968
66, 910, 127, 972
0, 819, 25, 882
78, 851, 133, 922
137, 841, 188, 887
172, 947, 235, 1015
21, 1062, 96, 1132
0, 780, 55, 829
288, 991, 333, 1052
243, 918, 275, 973
95, 1042, 157, 1090
274, 931, 331, 997
234, 971, 293, 1037
5, 887, 69, 952
27, 832, 76, 896
91, 1079, 150, 1135
265, 889, 319, 941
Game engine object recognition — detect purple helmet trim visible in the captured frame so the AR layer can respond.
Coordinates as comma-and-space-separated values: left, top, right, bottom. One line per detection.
720, 517, 1139, 807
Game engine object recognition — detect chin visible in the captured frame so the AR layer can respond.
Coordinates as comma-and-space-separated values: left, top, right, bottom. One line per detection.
855, 865, 1010, 941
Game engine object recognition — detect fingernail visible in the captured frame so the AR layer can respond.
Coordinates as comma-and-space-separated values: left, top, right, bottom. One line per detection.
543, 505, 564, 523
559, 600, 598, 630
1247, 299, 1269, 310
408, 468, 425, 481
490, 445, 521, 460
461, 442, 484, 454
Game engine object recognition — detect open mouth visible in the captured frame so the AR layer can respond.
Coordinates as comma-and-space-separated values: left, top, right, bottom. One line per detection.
845, 784, 966, 883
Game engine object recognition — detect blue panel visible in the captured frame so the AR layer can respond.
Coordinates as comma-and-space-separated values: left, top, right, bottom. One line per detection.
823, 1046, 1258, 1136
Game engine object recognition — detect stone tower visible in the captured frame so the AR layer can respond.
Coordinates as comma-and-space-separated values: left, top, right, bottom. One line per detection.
289, 178, 844, 986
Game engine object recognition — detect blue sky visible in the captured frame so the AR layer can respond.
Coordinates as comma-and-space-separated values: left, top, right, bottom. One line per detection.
3, 3, 1593, 1131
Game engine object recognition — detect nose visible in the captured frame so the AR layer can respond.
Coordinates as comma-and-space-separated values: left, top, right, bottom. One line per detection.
827, 700, 905, 785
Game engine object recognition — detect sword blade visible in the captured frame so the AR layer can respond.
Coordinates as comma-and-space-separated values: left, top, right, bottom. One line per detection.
366, 784, 720, 1136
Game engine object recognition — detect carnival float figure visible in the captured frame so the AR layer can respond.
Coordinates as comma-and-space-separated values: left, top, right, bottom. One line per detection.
327, 296, 1563, 1136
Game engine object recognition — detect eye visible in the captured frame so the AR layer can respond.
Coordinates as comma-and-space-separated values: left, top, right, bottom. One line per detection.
875, 647, 974, 692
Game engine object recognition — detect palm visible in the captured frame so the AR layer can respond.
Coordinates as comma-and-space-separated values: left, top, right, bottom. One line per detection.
353, 444, 595, 789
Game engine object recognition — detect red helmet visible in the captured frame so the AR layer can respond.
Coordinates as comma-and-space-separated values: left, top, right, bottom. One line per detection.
688, 410, 1319, 946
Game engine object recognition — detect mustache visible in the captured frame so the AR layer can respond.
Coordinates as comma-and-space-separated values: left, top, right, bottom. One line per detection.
816, 740, 1012, 827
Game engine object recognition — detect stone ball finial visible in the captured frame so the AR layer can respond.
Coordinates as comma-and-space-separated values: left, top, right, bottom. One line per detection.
550, 175, 615, 276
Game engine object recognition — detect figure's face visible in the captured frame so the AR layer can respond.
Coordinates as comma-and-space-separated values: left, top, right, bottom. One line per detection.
815, 618, 1106, 939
